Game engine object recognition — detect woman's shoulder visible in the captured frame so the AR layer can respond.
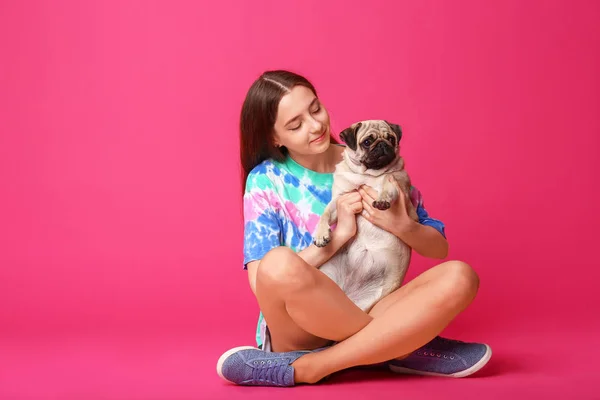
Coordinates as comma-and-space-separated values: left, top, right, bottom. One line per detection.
245, 159, 283, 192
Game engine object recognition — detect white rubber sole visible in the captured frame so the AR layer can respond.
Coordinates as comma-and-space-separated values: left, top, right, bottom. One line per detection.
388, 344, 493, 378
216, 346, 257, 383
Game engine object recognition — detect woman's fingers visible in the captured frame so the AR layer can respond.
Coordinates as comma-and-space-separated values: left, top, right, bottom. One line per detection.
351, 202, 363, 214
358, 187, 372, 202
359, 185, 378, 200
362, 199, 374, 215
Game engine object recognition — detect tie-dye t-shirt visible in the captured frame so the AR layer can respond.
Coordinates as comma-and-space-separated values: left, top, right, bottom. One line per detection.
243, 149, 446, 347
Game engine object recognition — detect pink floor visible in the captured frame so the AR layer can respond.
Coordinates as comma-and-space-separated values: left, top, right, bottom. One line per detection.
2, 321, 598, 399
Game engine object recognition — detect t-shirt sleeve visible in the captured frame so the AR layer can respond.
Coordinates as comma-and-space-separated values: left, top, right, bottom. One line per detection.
242, 174, 283, 269
410, 186, 446, 238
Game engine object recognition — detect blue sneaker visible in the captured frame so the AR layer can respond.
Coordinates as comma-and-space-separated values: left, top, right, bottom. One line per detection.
216, 346, 310, 387
388, 336, 492, 378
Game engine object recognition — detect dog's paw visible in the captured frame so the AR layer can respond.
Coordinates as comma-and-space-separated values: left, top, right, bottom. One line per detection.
313, 229, 332, 247
372, 200, 391, 210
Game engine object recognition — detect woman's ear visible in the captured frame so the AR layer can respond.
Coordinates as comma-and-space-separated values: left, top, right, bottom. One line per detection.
271, 133, 281, 148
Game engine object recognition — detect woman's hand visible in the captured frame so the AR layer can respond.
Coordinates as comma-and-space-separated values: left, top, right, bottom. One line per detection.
359, 177, 449, 259
358, 177, 416, 237
334, 191, 363, 241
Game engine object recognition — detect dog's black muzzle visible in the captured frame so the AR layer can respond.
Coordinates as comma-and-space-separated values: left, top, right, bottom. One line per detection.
363, 142, 396, 170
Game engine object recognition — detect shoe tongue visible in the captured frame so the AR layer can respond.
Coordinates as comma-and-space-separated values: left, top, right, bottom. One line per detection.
429, 338, 456, 352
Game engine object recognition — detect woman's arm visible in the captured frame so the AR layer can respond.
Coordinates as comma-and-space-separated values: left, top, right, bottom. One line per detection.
246, 191, 363, 296
359, 178, 449, 260
393, 221, 448, 260
298, 229, 351, 267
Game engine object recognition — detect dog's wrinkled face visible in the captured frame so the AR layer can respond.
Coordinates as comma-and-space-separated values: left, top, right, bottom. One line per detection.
339, 120, 402, 170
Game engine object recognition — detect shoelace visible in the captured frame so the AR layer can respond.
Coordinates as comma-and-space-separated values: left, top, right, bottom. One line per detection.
251, 359, 287, 385
418, 337, 467, 360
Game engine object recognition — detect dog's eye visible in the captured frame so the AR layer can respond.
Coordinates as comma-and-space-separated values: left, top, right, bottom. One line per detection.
389, 136, 396, 145
362, 139, 372, 147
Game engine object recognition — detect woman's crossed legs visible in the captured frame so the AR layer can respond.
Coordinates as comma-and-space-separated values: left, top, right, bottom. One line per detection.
251, 247, 481, 384
216, 246, 490, 386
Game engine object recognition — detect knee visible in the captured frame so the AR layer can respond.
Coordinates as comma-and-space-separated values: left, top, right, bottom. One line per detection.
440, 260, 480, 306
257, 247, 314, 290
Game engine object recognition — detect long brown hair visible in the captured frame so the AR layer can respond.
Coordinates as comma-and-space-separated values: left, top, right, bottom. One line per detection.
239, 70, 338, 195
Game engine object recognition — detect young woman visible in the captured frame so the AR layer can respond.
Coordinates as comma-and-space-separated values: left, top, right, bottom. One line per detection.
216, 70, 492, 387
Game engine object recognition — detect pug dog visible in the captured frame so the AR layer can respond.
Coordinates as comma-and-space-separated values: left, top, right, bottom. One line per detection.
313, 120, 419, 312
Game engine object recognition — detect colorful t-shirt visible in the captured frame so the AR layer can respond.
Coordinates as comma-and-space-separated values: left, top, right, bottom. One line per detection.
243, 150, 446, 347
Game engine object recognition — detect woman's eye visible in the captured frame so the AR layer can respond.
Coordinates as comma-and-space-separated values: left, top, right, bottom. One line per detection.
290, 124, 301, 131
311, 106, 321, 113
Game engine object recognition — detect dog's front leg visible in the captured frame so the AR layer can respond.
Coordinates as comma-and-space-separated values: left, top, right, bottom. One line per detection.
313, 200, 338, 247
372, 176, 399, 210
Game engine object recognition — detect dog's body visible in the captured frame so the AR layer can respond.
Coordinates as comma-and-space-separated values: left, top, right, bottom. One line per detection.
313, 120, 419, 312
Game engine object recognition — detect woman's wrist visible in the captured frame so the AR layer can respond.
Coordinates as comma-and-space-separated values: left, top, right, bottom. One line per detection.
300, 228, 351, 268
330, 227, 353, 248
393, 219, 449, 259
393, 218, 419, 241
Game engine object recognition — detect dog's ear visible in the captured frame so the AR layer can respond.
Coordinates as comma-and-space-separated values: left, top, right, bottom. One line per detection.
385, 121, 402, 143
340, 122, 362, 151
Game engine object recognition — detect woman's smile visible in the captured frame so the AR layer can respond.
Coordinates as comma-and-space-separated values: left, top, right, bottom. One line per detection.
310, 130, 327, 144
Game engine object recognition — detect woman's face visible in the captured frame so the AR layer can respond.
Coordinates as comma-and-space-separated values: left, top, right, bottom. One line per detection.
272, 85, 331, 158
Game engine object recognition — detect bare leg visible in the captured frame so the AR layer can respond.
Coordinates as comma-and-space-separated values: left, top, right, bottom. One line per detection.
293, 261, 478, 383
255, 247, 479, 384
255, 247, 371, 352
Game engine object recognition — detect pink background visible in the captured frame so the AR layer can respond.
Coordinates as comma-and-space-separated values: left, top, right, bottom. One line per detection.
1, 0, 599, 399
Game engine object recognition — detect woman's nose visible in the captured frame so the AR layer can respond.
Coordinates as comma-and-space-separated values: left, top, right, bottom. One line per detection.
309, 117, 323, 133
